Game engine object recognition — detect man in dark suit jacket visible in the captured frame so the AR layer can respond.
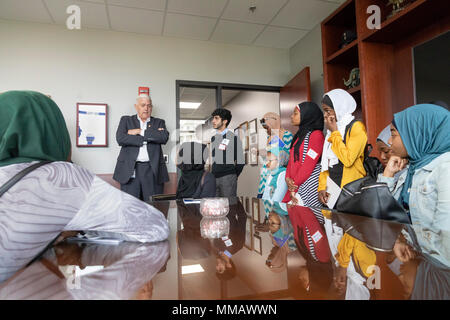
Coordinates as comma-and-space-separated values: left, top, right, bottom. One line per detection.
113, 95, 169, 201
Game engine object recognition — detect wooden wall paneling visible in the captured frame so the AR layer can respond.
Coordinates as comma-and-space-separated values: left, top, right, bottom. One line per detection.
359, 41, 395, 147
280, 67, 311, 134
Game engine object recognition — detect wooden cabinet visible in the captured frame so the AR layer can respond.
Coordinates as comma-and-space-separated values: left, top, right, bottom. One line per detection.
321, 0, 450, 149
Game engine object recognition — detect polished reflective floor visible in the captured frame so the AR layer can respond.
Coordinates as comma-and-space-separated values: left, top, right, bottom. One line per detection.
0, 198, 448, 300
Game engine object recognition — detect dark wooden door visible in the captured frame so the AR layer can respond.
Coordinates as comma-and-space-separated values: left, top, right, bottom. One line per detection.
280, 67, 311, 134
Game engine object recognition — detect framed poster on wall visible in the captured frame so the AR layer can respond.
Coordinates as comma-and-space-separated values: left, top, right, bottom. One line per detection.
76, 103, 108, 147
248, 118, 257, 135
239, 121, 249, 151
252, 198, 260, 223
249, 133, 258, 165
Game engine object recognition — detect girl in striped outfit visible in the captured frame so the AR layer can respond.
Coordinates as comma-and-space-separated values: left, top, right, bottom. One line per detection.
283, 102, 324, 213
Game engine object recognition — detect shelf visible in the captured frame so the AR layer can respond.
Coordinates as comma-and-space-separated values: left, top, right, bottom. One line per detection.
347, 85, 361, 95
361, 0, 449, 43
326, 40, 358, 64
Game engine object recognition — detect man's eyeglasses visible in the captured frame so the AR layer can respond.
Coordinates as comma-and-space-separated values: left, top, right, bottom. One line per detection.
260, 117, 278, 126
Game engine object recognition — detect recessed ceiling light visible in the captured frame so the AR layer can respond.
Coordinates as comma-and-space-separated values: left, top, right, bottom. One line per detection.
182, 264, 205, 274
180, 102, 201, 109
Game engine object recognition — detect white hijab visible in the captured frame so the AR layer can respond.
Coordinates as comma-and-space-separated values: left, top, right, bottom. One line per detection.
320, 89, 357, 172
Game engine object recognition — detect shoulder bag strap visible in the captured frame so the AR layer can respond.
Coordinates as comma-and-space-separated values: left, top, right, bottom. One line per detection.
0, 161, 53, 197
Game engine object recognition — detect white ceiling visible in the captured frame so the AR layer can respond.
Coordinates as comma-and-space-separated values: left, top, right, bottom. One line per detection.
0, 0, 345, 49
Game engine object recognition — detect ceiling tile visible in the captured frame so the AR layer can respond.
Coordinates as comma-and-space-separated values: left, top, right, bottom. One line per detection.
271, 0, 339, 30
211, 20, 265, 45
164, 13, 216, 41
254, 26, 308, 49
167, 0, 228, 18
222, 0, 288, 24
44, 0, 109, 29
0, 0, 52, 23
108, 6, 164, 34
106, 0, 166, 11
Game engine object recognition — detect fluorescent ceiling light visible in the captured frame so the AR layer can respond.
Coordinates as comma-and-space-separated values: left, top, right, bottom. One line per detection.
182, 264, 205, 275
180, 102, 201, 109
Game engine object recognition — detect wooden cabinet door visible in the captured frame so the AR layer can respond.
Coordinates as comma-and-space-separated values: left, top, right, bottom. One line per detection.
280, 67, 311, 134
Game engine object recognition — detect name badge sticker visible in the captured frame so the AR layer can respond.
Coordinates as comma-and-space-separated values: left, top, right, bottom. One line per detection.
222, 138, 230, 145
307, 148, 318, 160
219, 144, 227, 151
224, 239, 233, 247
311, 231, 323, 243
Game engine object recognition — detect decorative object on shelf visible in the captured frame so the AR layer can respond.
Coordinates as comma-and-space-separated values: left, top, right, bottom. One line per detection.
386, 0, 408, 19
76, 103, 108, 147
253, 234, 262, 255
249, 133, 258, 165
248, 118, 257, 135
252, 198, 260, 223
339, 29, 357, 49
200, 198, 229, 217
244, 215, 253, 250
343, 68, 360, 89
200, 216, 230, 239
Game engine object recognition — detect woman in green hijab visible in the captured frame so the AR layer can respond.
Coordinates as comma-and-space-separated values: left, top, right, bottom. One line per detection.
388, 104, 450, 268
0, 91, 169, 284
0, 91, 71, 166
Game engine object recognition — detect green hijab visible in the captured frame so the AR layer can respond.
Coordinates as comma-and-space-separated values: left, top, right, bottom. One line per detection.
0, 91, 71, 167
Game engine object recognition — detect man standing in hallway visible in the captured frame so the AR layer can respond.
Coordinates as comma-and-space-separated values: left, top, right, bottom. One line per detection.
210, 108, 245, 197
113, 94, 169, 201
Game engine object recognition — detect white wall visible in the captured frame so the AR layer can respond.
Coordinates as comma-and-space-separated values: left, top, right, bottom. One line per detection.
0, 19, 290, 174
289, 24, 324, 106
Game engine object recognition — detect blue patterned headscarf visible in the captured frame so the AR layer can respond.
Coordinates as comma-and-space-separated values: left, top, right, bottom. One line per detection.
393, 104, 450, 208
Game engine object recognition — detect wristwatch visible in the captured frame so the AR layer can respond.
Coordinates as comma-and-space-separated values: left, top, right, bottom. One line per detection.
143, 140, 148, 146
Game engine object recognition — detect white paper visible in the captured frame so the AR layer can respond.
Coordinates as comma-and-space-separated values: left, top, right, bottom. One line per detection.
326, 176, 341, 209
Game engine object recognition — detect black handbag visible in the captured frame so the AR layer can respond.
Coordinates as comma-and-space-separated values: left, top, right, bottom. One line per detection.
335, 176, 410, 224
332, 211, 404, 252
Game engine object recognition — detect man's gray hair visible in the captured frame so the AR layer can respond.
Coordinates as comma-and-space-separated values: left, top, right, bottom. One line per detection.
136, 94, 151, 103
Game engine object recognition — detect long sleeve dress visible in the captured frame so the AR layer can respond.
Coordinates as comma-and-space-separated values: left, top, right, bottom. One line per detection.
282, 130, 324, 210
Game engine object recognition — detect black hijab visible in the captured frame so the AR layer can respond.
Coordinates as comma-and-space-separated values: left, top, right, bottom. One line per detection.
176, 142, 207, 199
293, 102, 324, 162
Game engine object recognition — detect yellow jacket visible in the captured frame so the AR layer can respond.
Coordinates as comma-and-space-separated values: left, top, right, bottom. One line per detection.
335, 233, 376, 278
318, 121, 367, 191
